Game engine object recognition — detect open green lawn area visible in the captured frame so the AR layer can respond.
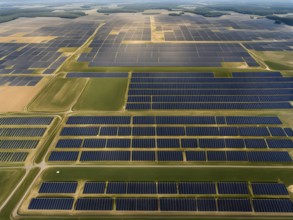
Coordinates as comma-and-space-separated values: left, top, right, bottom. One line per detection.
28, 78, 88, 112
73, 78, 128, 111
251, 51, 293, 71
42, 167, 293, 186
0, 168, 25, 207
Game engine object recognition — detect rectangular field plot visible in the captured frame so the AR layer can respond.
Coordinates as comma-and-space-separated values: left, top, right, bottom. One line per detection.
48, 114, 293, 164
0, 115, 57, 164
127, 72, 293, 110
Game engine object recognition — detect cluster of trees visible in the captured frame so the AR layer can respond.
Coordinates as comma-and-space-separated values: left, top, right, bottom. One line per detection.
0, 8, 86, 23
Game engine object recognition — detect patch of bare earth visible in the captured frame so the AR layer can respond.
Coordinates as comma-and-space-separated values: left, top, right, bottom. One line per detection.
0, 78, 49, 112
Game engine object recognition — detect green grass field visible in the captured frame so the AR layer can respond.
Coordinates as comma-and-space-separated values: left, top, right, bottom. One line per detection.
42, 167, 293, 186
0, 169, 25, 207
73, 78, 128, 111
28, 78, 88, 112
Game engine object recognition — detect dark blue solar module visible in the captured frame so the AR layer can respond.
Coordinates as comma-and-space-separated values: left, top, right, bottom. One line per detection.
106, 182, 127, 194
132, 127, 155, 136
216, 116, 226, 124
253, 199, 293, 213
181, 139, 198, 148
197, 198, 217, 211
106, 139, 131, 148
218, 182, 249, 195
269, 127, 287, 137
199, 139, 225, 148
218, 198, 252, 212
178, 182, 216, 194
157, 139, 180, 148
66, 116, 130, 125
99, 127, 118, 136
83, 182, 106, 194
251, 183, 289, 195
207, 151, 226, 161
133, 116, 155, 124
157, 151, 183, 161
80, 151, 130, 161
60, 127, 99, 136
225, 139, 245, 148
266, 139, 293, 148
232, 72, 282, 77
160, 198, 197, 211
48, 151, 79, 161
127, 182, 156, 194
158, 182, 177, 194
219, 127, 239, 136
116, 198, 158, 211
75, 198, 113, 210
226, 151, 248, 161
67, 72, 128, 78
238, 127, 270, 136
28, 198, 74, 210
39, 182, 77, 194
56, 139, 82, 148
132, 72, 214, 78
186, 127, 219, 136
186, 151, 206, 161
284, 128, 293, 137
245, 139, 267, 149
118, 127, 132, 136
247, 151, 292, 162
156, 116, 215, 124
156, 127, 185, 136
132, 151, 155, 161
83, 139, 106, 148
0, 117, 53, 125
132, 139, 156, 148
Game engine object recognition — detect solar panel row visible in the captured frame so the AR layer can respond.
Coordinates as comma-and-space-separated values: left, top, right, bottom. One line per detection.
28, 197, 293, 212
65, 116, 282, 125
59, 126, 293, 137
0, 117, 53, 125
48, 151, 292, 162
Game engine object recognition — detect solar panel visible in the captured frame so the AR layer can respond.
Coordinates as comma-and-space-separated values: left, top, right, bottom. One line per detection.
132, 151, 155, 161
83, 139, 106, 148
199, 139, 225, 148
218, 182, 248, 195
39, 182, 77, 194
83, 182, 106, 194
116, 198, 158, 211
66, 116, 130, 125
207, 151, 226, 161
266, 139, 293, 148
178, 182, 216, 194
160, 198, 197, 211
132, 139, 156, 148
253, 199, 293, 213
197, 198, 217, 211
157, 151, 183, 161
28, 198, 74, 210
106, 182, 127, 194
55, 138, 83, 148
218, 198, 252, 212
251, 183, 289, 195
127, 182, 156, 194
181, 139, 198, 148
158, 182, 177, 194
48, 151, 79, 161
106, 139, 131, 148
225, 139, 245, 148
186, 151, 206, 161
269, 127, 287, 137
75, 198, 113, 210
226, 151, 248, 161
157, 139, 180, 148
245, 139, 267, 149
80, 151, 130, 161
60, 127, 99, 136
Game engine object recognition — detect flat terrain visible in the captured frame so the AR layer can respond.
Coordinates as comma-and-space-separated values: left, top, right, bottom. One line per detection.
0, 4, 293, 220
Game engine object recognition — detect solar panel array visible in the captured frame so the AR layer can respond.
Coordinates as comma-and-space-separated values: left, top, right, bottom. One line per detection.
28, 181, 293, 213
0, 22, 97, 75
48, 115, 293, 163
0, 76, 42, 86
0, 116, 55, 163
127, 72, 293, 110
